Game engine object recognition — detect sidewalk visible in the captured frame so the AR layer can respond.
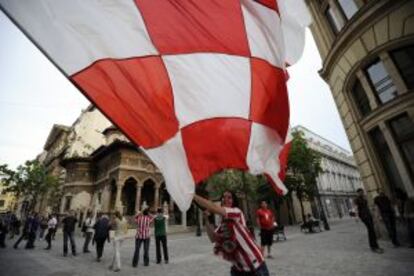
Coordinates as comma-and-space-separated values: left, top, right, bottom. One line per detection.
0, 218, 413, 276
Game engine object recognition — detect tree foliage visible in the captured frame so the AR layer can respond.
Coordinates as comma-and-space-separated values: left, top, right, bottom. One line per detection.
285, 130, 322, 221
0, 160, 59, 212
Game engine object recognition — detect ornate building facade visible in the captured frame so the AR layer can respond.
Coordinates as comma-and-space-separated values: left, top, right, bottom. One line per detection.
305, 0, 414, 204
39, 106, 190, 226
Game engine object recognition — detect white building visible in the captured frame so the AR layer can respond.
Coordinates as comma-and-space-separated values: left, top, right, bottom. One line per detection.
293, 126, 363, 219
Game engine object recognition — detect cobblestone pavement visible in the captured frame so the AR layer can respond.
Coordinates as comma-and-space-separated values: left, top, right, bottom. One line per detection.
0, 219, 413, 276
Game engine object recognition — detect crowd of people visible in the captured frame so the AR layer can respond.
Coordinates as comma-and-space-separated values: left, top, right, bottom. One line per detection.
0, 207, 170, 273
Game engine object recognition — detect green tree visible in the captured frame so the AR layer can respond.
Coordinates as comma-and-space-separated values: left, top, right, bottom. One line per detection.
285, 130, 322, 222
0, 160, 59, 212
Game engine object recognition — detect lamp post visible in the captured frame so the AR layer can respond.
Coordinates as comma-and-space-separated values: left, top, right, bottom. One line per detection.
196, 205, 202, 236
314, 182, 330, 230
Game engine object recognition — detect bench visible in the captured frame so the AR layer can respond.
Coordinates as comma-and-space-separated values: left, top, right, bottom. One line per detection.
300, 220, 322, 233
273, 225, 287, 242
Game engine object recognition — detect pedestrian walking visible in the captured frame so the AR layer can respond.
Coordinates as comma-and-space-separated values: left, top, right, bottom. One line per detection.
354, 188, 384, 254
82, 211, 95, 253
9, 214, 20, 239
154, 208, 169, 264
25, 213, 39, 249
194, 190, 270, 276
109, 211, 128, 272
62, 210, 78, 256
132, 208, 153, 267
14, 214, 31, 249
93, 212, 111, 262
374, 191, 400, 247
44, 214, 57, 250
256, 201, 275, 258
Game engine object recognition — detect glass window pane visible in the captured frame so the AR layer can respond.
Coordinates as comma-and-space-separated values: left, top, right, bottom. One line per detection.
325, 6, 344, 34
366, 60, 398, 104
351, 80, 371, 116
391, 46, 414, 89
389, 114, 414, 180
369, 127, 405, 192
338, 0, 359, 19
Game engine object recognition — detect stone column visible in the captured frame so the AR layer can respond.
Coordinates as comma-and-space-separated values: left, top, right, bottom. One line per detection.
135, 183, 143, 214
115, 183, 123, 213
154, 183, 161, 210
60, 196, 66, 214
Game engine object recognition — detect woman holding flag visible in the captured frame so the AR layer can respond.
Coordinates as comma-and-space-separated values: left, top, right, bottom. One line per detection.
194, 190, 269, 276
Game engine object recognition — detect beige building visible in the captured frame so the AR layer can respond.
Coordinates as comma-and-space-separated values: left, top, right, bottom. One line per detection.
0, 181, 16, 214
305, 0, 414, 204
36, 106, 194, 227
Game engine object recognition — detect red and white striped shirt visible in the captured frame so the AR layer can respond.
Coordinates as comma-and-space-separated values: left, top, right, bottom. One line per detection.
135, 214, 153, 239
215, 207, 264, 272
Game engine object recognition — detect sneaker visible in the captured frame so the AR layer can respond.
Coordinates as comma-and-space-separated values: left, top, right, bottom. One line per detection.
113, 268, 121, 272
108, 265, 113, 270
96, 257, 101, 262
165, 260, 169, 264
267, 255, 274, 259
72, 253, 77, 257
63, 253, 68, 257
83, 250, 91, 253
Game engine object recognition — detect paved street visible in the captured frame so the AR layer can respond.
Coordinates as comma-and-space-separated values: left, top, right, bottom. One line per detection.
0, 219, 413, 276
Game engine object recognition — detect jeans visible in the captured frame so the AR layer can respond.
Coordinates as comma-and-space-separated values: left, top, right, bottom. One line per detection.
13, 232, 27, 248
132, 238, 150, 266
111, 238, 124, 270
381, 213, 399, 245
230, 262, 270, 276
83, 232, 93, 252
25, 231, 36, 249
360, 216, 379, 249
155, 235, 169, 263
95, 238, 106, 259
63, 231, 76, 255
45, 228, 55, 249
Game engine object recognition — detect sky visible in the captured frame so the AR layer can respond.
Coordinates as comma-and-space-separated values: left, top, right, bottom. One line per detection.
0, 10, 350, 169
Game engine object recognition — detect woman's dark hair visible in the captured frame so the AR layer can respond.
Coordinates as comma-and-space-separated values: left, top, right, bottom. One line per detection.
143, 208, 149, 216
221, 190, 239, 208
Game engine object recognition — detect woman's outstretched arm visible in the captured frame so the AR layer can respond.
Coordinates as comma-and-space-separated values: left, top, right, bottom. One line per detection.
193, 194, 226, 217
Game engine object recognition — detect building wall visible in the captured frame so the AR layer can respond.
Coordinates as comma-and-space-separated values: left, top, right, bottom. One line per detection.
306, 0, 414, 203
0, 183, 16, 213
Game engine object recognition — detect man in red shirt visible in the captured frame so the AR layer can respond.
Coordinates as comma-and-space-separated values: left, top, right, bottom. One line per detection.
256, 201, 275, 258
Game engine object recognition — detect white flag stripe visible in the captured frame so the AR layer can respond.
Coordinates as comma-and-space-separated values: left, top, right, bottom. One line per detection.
163, 54, 251, 129
1, 0, 158, 75
246, 123, 286, 192
279, 0, 312, 65
241, 0, 284, 68
143, 132, 194, 212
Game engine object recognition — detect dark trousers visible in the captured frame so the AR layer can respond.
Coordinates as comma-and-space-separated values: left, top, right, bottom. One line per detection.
13, 232, 27, 248
83, 232, 93, 252
45, 228, 55, 249
132, 238, 150, 266
95, 238, 106, 259
155, 235, 169, 263
381, 213, 399, 245
406, 218, 414, 247
361, 216, 379, 249
63, 231, 76, 255
230, 262, 270, 276
25, 231, 36, 249
0, 231, 6, 248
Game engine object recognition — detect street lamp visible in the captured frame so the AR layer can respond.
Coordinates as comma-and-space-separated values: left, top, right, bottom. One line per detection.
314, 184, 330, 231
196, 205, 202, 236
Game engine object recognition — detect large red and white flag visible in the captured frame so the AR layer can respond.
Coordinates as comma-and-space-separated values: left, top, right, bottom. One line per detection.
1, 0, 310, 211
